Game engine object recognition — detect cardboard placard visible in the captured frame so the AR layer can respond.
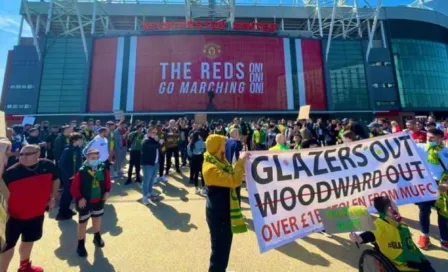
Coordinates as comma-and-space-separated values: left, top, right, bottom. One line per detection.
297, 105, 311, 120
21, 116, 35, 126
114, 110, 125, 121
0, 111, 5, 138
0, 178, 9, 252
194, 114, 207, 125
318, 206, 375, 234
0, 111, 9, 252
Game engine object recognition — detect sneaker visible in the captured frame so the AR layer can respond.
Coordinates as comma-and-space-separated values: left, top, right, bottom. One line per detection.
125, 179, 133, 185
418, 235, 430, 250
161, 176, 168, 183
136, 178, 142, 184
76, 244, 88, 258
18, 261, 43, 272
142, 196, 150, 205
195, 189, 201, 195
150, 191, 159, 197
69, 209, 77, 216
441, 241, 448, 251
56, 212, 73, 221
201, 188, 208, 195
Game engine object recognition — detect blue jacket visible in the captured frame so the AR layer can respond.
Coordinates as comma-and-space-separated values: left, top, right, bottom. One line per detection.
59, 144, 82, 180
225, 138, 242, 164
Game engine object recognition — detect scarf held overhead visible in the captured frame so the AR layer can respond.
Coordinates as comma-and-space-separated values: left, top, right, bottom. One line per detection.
204, 152, 247, 234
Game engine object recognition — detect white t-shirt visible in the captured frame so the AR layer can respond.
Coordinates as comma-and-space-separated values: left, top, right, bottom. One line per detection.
83, 135, 109, 162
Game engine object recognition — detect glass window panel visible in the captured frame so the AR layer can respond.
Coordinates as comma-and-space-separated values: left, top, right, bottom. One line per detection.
392, 39, 448, 109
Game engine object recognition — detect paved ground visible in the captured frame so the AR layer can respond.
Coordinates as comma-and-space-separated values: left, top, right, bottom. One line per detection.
10, 167, 448, 272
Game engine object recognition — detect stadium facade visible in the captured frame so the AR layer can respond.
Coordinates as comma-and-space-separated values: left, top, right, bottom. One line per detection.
2, 0, 448, 123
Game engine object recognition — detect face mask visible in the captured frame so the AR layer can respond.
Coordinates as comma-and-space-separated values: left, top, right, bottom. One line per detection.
428, 141, 438, 147
89, 159, 100, 168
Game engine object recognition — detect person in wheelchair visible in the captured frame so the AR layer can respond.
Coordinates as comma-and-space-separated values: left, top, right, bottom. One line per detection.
350, 196, 434, 272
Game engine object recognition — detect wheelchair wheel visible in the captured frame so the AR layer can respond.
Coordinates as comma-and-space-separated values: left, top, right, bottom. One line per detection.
359, 249, 398, 272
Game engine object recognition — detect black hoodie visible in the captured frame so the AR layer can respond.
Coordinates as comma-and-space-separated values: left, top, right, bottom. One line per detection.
140, 136, 161, 166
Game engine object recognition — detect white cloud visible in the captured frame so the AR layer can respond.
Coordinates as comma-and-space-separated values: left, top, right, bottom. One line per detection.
0, 14, 32, 37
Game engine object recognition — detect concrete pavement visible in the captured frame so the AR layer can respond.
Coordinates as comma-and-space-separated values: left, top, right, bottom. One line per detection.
10, 169, 448, 272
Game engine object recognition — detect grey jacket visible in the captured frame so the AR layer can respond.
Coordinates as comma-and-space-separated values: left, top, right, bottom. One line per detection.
114, 128, 126, 150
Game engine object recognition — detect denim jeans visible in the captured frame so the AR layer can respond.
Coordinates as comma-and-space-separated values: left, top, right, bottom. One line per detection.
142, 164, 159, 197
417, 200, 448, 241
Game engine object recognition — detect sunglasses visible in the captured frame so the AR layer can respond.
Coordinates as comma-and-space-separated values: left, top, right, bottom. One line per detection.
19, 151, 39, 156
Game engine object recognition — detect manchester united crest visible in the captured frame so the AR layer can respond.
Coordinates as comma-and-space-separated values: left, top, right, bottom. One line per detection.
203, 43, 221, 60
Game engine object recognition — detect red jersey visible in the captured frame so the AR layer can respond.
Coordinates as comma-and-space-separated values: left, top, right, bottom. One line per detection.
410, 130, 427, 143
3, 160, 58, 220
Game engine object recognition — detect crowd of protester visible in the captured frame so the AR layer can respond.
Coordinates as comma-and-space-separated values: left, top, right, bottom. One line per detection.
1, 114, 448, 272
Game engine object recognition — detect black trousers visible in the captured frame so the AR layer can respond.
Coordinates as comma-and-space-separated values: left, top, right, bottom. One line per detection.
190, 154, 204, 188
206, 212, 233, 272
128, 150, 141, 181
58, 176, 72, 215
159, 151, 166, 177
166, 147, 180, 174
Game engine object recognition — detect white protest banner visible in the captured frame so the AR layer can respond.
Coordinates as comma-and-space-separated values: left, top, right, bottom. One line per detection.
245, 132, 438, 253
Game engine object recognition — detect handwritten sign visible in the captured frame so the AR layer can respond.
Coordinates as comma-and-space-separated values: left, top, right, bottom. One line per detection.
318, 206, 375, 234
194, 114, 207, 125
114, 110, 125, 121
297, 105, 310, 120
21, 116, 35, 126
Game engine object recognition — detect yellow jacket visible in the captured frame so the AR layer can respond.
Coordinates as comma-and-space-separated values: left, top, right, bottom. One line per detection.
203, 159, 245, 189
373, 217, 423, 271
202, 134, 245, 189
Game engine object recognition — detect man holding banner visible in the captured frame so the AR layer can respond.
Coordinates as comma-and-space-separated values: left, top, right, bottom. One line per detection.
414, 128, 448, 250
203, 134, 248, 272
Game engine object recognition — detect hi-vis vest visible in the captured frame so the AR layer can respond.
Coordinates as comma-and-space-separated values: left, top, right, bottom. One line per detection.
373, 217, 425, 271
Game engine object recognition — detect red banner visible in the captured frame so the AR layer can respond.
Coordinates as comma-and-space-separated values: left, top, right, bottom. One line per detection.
133, 35, 288, 111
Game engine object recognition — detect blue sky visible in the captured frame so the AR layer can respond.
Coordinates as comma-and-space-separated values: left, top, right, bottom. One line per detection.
0, 0, 417, 94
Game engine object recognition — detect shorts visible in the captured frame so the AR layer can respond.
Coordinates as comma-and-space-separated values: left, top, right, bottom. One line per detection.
3, 215, 44, 252
77, 201, 104, 223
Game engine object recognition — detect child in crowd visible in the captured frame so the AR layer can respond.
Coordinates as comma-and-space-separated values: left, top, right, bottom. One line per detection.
70, 149, 111, 257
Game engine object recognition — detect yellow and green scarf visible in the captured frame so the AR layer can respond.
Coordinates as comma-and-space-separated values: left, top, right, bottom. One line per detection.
425, 143, 448, 218
426, 143, 445, 165
204, 152, 248, 234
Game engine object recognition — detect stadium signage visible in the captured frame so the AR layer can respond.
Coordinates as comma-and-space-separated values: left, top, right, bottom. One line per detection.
141, 20, 277, 32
